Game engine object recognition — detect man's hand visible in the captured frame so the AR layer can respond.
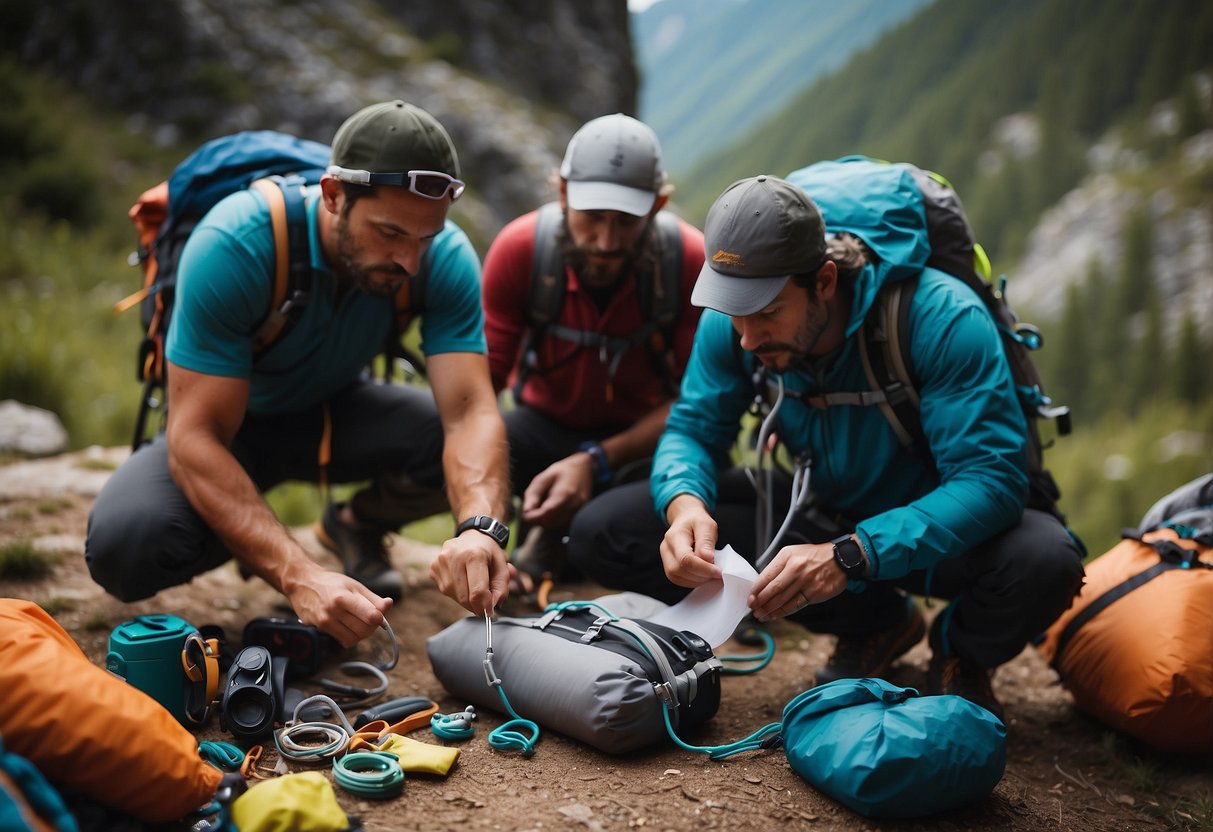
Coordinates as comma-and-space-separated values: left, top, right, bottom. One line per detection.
430, 529, 515, 614
279, 557, 392, 648
659, 494, 723, 587
748, 542, 848, 621
520, 452, 594, 528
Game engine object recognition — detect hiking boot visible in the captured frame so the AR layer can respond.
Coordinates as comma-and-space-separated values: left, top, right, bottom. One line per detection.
814, 599, 926, 686
511, 526, 575, 583
927, 652, 1004, 721
314, 502, 404, 601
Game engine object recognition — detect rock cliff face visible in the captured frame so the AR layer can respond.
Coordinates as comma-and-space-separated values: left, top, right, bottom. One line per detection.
10, 0, 636, 240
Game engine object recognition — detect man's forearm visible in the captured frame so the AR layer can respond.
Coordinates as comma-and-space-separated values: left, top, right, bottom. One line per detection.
441, 404, 511, 521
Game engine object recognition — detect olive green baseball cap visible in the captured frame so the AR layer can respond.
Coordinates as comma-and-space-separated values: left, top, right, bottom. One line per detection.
329, 100, 460, 178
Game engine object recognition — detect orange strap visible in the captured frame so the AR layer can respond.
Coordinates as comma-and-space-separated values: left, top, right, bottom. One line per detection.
318, 401, 333, 502
249, 178, 292, 351
346, 703, 441, 754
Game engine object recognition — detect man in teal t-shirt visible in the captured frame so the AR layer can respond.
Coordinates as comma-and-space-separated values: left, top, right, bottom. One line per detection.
87, 101, 516, 646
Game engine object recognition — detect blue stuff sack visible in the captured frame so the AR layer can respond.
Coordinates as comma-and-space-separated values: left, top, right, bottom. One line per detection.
781, 678, 1006, 818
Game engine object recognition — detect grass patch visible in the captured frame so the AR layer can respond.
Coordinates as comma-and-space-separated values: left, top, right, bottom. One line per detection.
82, 612, 111, 632
0, 538, 57, 579
1092, 732, 1213, 831
75, 457, 119, 472
36, 498, 73, 515
38, 596, 75, 616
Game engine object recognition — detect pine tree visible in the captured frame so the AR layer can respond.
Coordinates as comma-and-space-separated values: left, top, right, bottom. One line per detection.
1170, 310, 1208, 404
1128, 280, 1165, 413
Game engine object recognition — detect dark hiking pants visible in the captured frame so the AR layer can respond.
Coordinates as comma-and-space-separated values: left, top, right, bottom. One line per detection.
86, 380, 446, 602
568, 468, 1085, 668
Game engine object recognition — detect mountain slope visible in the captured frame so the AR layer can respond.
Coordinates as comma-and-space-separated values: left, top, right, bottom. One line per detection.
632, 0, 930, 176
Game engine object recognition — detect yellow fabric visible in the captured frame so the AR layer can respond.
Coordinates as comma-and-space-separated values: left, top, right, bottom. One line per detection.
374, 735, 460, 776
230, 772, 350, 832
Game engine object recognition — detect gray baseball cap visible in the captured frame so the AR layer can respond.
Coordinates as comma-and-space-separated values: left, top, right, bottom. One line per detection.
691, 175, 827, 316
559, 114, 665, 216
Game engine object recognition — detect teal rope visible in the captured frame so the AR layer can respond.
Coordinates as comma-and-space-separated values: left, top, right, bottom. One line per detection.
719, 628, 776, 674
198, 740, 244, 771
487, 686, 540, 756
332, 751, 404, 799
661, 704, 782, 760
542, 599, 619, 620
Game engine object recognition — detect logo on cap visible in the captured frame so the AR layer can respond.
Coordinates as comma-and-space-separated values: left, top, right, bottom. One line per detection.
712, 250, 745, 267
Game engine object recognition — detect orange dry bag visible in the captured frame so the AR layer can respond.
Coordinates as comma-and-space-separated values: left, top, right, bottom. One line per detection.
1037, 523, 1213, 753
0, 599, 223, 823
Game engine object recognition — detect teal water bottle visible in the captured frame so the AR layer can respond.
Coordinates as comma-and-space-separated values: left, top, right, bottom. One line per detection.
106, 613, 195, 724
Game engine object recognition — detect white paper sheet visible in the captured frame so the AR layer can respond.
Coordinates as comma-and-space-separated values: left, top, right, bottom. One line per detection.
648, 545, 758, 648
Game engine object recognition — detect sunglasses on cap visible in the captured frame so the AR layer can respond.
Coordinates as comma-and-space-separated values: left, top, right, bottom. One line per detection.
326, 165, 465, 201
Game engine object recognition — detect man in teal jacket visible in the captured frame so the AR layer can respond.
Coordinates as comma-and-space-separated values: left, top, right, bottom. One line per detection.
569, 170, 1084, 717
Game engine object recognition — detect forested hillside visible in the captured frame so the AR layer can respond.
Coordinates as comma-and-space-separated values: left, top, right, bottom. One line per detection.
631, 0, 929, 174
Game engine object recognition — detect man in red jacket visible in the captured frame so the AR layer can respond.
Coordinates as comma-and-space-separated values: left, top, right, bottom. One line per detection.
481, 114, 704, 586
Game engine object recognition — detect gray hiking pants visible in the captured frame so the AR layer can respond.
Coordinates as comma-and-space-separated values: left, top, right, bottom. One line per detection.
86, 380, 447, 602
568, 470, 1086, 669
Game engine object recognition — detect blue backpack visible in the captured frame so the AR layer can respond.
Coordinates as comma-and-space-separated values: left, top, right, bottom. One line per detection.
116, 131, 428, 450
785, 156, 1070, 515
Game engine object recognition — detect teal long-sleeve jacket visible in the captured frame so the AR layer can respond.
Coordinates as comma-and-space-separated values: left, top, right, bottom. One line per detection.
651, 158, 1029, 580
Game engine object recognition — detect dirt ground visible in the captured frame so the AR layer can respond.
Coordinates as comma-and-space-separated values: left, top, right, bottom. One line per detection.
1, 448, 1210, 832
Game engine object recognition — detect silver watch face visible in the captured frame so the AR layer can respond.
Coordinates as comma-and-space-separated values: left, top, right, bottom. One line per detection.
462, 515, 509, 548
484, 519, 509, 547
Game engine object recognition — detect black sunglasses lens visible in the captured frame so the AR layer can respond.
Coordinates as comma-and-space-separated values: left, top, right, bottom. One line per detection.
412, 174, 452, 198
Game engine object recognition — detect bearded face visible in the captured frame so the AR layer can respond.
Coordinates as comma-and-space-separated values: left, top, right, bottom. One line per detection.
558, 212, 658, 289
332, 204, 410, 297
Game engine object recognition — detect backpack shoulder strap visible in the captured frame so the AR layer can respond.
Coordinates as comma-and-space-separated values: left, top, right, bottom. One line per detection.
380, 254, 429, 381
528, 201, 567, 328
637, 210, 684, 397
648, 210, 683, 331
857, 276, 928, 453
248, 176, 312, 353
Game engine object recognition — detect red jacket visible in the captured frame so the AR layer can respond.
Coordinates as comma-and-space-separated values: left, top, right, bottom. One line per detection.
483, 209, 704, 430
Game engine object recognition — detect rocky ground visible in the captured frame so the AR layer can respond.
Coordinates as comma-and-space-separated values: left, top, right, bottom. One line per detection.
0, 447, 1210, 832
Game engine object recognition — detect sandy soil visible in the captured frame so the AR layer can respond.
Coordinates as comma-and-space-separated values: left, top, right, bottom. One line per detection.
1, 448, 1209, 832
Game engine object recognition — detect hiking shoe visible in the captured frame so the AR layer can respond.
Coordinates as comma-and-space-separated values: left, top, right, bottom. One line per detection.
314, 502, 404, 601
928, 652, 1005, 721
511, 526, 576, 583
814, 599, 926, 686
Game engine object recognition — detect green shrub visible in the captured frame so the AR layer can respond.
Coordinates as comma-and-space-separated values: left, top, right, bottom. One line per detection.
16, 154, 101, 226
0, 539, 58, 580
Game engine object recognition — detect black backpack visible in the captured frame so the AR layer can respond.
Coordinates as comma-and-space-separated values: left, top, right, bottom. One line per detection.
512, 201, 683, 402
116, 130, 425, 450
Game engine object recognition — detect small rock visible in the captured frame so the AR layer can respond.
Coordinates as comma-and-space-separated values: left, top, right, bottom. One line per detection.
662, 769, 681, 776
0, 400, 67, 457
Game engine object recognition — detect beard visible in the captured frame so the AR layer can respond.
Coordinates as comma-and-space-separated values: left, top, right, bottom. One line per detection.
332, 211, 408, 298
558, 219, 658, 289
752, 299, 832, 372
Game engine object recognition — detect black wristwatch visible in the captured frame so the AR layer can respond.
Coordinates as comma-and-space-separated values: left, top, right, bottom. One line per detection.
831, 534, 867, 579
456, 515, 511, 549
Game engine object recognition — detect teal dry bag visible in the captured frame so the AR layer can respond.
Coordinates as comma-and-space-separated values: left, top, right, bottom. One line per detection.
781, 678, 1006, 818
